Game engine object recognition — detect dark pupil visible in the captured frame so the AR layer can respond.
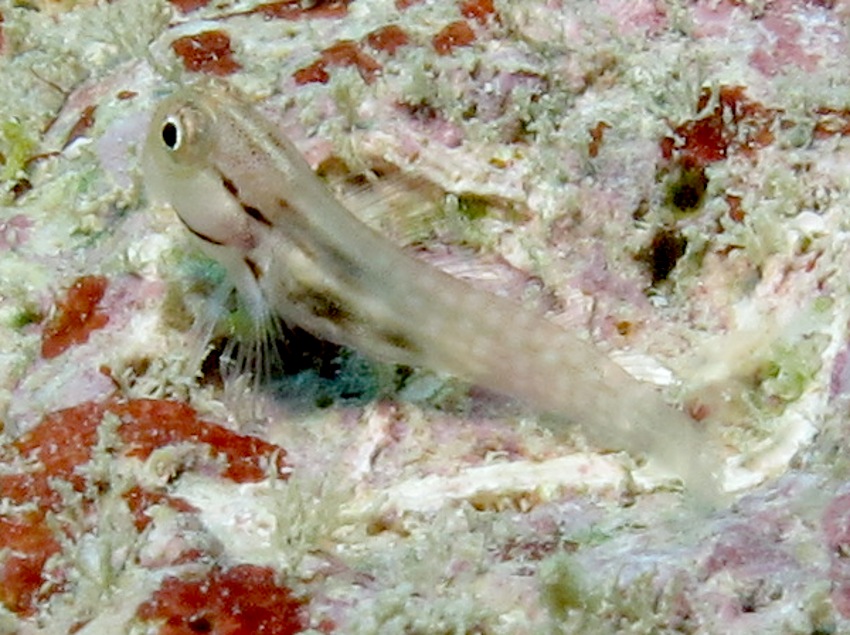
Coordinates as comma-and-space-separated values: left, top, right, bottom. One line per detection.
161, 121, 179, 149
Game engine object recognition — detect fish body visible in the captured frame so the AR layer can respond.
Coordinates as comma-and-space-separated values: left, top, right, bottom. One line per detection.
144, 82, 721, 500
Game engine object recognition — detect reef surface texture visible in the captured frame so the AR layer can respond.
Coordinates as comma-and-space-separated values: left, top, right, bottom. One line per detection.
2, 0, 850, 633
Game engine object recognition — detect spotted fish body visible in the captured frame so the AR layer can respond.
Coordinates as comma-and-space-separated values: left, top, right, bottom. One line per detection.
144, 82, 721, 500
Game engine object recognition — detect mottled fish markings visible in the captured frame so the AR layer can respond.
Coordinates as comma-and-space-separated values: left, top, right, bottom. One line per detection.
243, 256, 262, 281
143, 81, 723, 502
182, 221, 226, 247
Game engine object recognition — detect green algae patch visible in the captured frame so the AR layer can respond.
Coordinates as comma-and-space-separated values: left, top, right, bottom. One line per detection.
0, 119, 38, 186
540, 554, 600, 618
757, 334, 828, 408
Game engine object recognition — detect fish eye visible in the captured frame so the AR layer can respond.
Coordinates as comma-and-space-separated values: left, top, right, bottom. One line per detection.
161, 117, 181, 150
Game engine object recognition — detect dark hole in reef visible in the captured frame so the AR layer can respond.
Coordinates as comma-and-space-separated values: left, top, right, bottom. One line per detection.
269, 345, 385, 411
200, 321, 388, 409
11, 178, 32, 200
278, 325, 345, 379
199, 338, 226, 388
201, 322, 345, 386
637, 227, 687, 284
666, 163, 708, 213
632, 198, 650, 221
399, 99, 439, 122
188, 615, 212, 632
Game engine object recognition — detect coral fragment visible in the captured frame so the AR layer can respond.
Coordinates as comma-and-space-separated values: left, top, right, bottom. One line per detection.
172, 31, 241, 77
136, 564, 305, 635
41, 275, 109, 359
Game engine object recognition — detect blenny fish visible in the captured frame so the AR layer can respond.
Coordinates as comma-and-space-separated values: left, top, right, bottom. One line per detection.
143, 82, 722, 501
